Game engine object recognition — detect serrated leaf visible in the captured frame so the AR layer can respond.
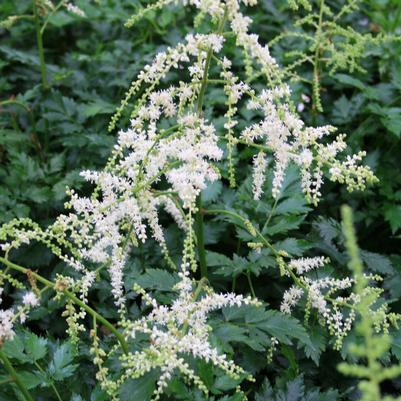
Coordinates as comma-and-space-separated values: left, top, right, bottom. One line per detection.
48, 342, 78, 381
360, 251, 393, 274
275, 197, 310, 216
119, 372, 158, 401
251, 310, 311, 346
18, 371, 43, 389
2, 336, 29, 363
301, 327, 326, 366
25, 332, 47, 362
223, 306, 311, 347
135, 269, 179, 291
334, 73, 366, 90
255, 376, 339, 401
213, 375, 240, 392
83, 99, 115, 117
206, 251, 231, 267
274, 238, 310, 257
202, 181, 223, 203
384, 204, 401, 233
391, 329, 401, 361
266, 215, 306, 235
196, 360, 214, 389
255, 379, 273, 401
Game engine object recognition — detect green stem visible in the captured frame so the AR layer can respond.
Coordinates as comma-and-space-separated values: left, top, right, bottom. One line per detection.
34, 361, 63, 401
0, 257, 128, 355
195, 8, 228, 279
195, 194, 207, 279
181, 278, 208, 334
40, 0, 65, 35
262, 197, 279, 233
33, 0, 48, 89
0, 350, 34, 401
246, 271, 256, 298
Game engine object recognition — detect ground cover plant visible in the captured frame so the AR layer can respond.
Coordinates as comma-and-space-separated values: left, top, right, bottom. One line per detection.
0, 0, 401, 400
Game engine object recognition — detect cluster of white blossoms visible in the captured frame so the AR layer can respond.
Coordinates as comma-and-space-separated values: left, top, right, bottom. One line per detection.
0, 309, 14, 344
241, 87, 377, 203
116, 263, 259, 401
0, 288, 14, 344
0, 285, 40, 343
280, 256, 392, 350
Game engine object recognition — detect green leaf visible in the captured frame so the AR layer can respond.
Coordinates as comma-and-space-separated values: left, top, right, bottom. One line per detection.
255, 376, 339, 401
360, 251, 393, 274
266, 215, 306, 235
196, 360, 214, 389
223, 306, 311, 347
25, 187, 52, 203
119, 372, 158, 401
382, 107, 401, 137
135, 269, 179, 291
301, 327, 326, 365
384, 204, 401, 233
48, 342, 78, 381
274, 238, 310, 257
2, 336, 29, 363
18, 371, 43, 389
213, 323, 249, 345
334, 73, 366, 90
274, 197, 311, 216
213, 375, 240, 392
48, 154, 65, 174
251, 310, 311, 346
48, 11, 77, 27
206, 251, 232, 267
202, 181, 223, 203
25, 332, 47, 362
83, 100, 115, 118
332, 95, 353, 124
255, 379, 273, 401
391, 329, 401, 361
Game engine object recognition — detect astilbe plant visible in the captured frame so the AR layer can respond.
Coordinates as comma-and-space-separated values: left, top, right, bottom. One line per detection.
0, 0, 396, 400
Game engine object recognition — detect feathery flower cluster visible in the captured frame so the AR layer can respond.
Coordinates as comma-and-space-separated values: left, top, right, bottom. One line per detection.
252, 151, 268, 200
0, 285, 41, 343
0, 309, 14, 344
280, 256, 393, 349
117, 265, 259, 400
240, 87, 377, 203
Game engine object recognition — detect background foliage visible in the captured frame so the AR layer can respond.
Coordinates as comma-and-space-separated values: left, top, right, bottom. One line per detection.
0, 0, 401, 400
